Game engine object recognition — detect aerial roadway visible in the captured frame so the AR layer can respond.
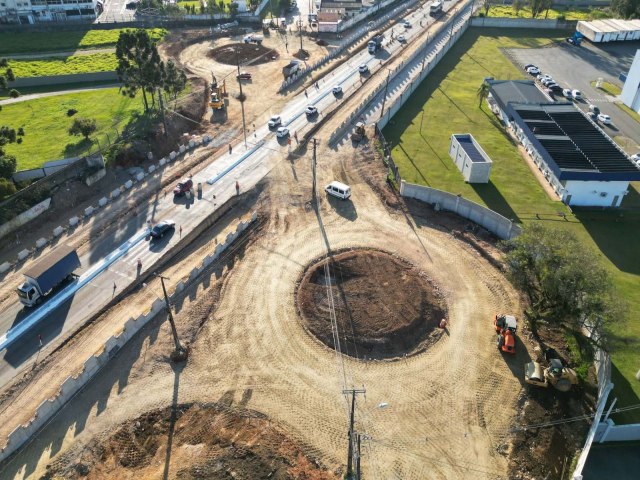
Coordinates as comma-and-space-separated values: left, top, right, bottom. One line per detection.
0, 0, 468, 388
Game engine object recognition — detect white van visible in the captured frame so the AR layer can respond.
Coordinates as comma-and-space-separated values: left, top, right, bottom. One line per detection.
325, 181, 351, 200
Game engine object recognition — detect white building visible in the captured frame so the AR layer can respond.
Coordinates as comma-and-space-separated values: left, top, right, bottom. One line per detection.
621, 49, 640, 114
0, 0, 100, 24
488, 80, 640, 208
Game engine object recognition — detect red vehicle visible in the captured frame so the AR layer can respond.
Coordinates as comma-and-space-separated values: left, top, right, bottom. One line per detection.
494, 314, 517, 354
173, 178, 193, 197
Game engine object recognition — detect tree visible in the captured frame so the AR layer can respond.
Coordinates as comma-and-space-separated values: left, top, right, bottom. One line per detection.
611, 0, 639, 18
69, 117, 97, 140
115, 29, 165, 112
229, 1, 239, 15
0, 178, 16, 200
218, 0, 225, 12
0, 59, 17, 93
9, 89, 19, 98
162, 59, 187, 101
512, 0, 523, 16
482, 0, 492, 16
502, 224, 623, 342
0, 155, 17, 180
477, 81, 490, 108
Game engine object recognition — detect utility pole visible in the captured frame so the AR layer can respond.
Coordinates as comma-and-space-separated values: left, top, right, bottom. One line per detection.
299, 19, 303, 53
312, 138, 317, 200
235, 47, 248, 148
379, 70, 391, 120
343, 388, 366, 479
355, 433, 362, 480
157, 275, 188, 362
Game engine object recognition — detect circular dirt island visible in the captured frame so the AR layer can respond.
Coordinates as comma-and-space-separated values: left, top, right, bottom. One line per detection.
297, 249, 447, 360
208, 42, 279, 66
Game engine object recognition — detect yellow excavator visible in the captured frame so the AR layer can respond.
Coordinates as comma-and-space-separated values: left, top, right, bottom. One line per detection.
209, 72, 227, 110
525, 358, 578, 392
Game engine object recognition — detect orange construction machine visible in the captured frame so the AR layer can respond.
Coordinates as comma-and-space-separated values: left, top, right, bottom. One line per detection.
494, 314, 517, 354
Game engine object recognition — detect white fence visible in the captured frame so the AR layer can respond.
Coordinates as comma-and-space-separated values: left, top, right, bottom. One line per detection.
470, 16, 576, 29
400, 182, 521, 239
0, 212, 257, 462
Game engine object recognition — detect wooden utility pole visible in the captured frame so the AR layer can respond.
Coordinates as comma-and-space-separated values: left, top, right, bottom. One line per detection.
355, 433, 362, 480
158, 275, 188, 362
343, 388, 366, 478
235, 47, 248, 148
312, 138, 317, 200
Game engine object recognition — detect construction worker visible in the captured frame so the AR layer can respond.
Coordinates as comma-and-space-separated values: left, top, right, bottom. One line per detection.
228, 144, 232, 154
235, 181, 240, 195
137, 258, 142, 270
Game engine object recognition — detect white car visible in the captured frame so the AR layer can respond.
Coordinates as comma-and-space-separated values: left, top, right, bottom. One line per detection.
527, 66, 540, 75
597, 113, 611, 124
358, 64, 369, 74
276, 127, 289, 138
397, 34, 406, 43
541, 78, 555, 86
402, 20, 411, 28
268, 115, 282, 128
332, 85, 343, 95
562, 88, 573, 98
631, 154, 640, 166
305, 105, 318, 116
537, 74, 552, 81
572, 89, 582, 100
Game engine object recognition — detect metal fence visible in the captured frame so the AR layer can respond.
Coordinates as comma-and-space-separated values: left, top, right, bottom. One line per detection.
375, 124, 401, 184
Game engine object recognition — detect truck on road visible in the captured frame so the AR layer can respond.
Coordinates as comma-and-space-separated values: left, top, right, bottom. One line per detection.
283, 60, 301, 77
368, 33, 384, 54
17, 245, 81, 308
430, 0, 443, 17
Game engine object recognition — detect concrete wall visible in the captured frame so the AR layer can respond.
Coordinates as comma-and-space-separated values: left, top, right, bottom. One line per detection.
471, 16, 577, 29
400, 181, 521, 239
0, 211, 257, 462
8, 71, 118, 88
0, 198, 51, 238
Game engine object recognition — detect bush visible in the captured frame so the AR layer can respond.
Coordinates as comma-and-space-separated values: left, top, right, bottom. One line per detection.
0, 155, 17, 179
68, 117, 97, 140
67, 108, 78, 117
9, 89, 19, 98
17, 127, 24, 136
0, 177, 16, 200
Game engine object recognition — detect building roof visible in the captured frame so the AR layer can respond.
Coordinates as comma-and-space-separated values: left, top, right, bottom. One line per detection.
318, 11, 343, 22
453, 134, 490, 163
320, 0, 363, 10
488, 80, 551, 112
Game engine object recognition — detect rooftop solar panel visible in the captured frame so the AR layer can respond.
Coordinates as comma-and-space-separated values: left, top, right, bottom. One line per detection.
456, 136, 485, 163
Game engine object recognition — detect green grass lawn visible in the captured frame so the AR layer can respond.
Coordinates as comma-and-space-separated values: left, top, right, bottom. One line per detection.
591, 80, 622, 96
0, 88, 143, 169
481, 5, 612, 21
0, 80, 117, 99
9, 53, 117, 78
616, 102, 640, 125
0, 28, 167, 56
383, 27, 640, 424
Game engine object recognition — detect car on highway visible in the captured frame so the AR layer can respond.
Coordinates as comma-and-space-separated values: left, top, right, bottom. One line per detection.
305, 105, 318, 116
358, 64, 369, 74
236, 71, 252, 80
150, 220, 176, 239
572, 89, 582, 100
268, 115, 282, 128
402, 20, 411, 28
332, 85, 343, 95
397, 34, 406, 43
173, 178, 193, 197
527, 66, 540, 75
276, 127, 290, 138
597, 113, 612, 125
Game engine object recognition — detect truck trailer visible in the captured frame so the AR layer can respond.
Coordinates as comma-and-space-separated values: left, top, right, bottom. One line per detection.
16, 245, 81, 307
430, 0, 443, 17
368, 33, 384, 54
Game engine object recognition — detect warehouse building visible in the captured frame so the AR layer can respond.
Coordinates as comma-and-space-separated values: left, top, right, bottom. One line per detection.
0, 0, 101, 24
487, 80, 640, 207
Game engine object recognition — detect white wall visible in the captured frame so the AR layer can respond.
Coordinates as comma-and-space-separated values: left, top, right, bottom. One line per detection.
563, 180, 629, 207
621, 49, 640, 113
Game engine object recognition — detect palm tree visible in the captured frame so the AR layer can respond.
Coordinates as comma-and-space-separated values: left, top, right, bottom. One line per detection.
477, 81, 490, 109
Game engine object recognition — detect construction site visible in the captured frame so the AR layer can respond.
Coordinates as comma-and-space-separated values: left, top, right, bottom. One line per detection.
0, 1, 614, 479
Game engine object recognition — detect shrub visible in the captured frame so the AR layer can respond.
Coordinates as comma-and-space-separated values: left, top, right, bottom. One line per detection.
0, 177, 16, 200
9, 89, 19, 98
17, 127, 24, 136
67, 108, 78, 117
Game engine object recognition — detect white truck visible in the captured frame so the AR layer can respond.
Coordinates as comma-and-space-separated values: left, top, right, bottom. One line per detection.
16, 245, 81, 307
430, 0, 443, 16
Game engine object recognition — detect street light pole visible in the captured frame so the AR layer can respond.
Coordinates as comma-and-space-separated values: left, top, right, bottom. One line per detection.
157, 274, 188, 362
379, 70, 392, 120
235, 47, 248, 148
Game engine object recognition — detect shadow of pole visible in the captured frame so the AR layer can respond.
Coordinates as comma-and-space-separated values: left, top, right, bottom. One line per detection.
162, 361, 184, 480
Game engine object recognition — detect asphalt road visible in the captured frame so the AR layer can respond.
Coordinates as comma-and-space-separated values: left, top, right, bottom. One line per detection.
0, 0, 466, 388
96, 0, 136, 23
508, 41, 640, 152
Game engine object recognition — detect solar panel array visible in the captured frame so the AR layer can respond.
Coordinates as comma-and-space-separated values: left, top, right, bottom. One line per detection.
515, 106, 637, 173
456, 136, 485, 163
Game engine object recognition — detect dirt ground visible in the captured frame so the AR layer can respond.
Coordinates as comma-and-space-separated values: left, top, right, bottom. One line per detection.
41, 404, 337, 480
208, 42, 279, 66
297, 248, 446, 359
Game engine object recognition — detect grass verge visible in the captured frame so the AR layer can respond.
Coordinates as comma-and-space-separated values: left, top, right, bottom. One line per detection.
615, 102, 640, 125
0, 28, 167, 56
1, 88, 143, 170
480, 5, 611, 21
383, 27, 640, 423
10, 53, 117, 78
591, 80, 622, 96
0, 80, 117, 99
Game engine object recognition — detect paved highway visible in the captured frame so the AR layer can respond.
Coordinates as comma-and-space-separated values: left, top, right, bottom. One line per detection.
0, 0, 466, 387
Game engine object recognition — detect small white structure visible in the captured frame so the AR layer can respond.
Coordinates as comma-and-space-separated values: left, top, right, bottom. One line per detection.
621, 50, 640, 114
577, 19, 640, 43
449, 134, 493, 183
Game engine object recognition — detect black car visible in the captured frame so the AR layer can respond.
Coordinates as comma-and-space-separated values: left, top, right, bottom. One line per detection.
548, 84, 564, 93
150, 220, 176, 239
125, 1, 138, 9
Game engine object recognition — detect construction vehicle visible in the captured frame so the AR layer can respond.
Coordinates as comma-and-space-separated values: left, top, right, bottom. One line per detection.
368, 33, 384, 54
282, 60, 301, 78
351, 122, 366, 142
209, 73, 227, 110
494, 314, 517, 354
17, 245, 80, 307
567, 31, 584, 46
525, 358, 579, 392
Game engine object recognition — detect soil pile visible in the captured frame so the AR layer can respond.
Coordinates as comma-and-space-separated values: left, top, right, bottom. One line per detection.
42, 404, 337, 480
297, 249, 447, 360
208, 43, 279, 66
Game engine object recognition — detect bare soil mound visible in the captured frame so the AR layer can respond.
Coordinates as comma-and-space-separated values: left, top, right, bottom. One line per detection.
297, 249, 447, 360
208, 42, 279, 66
42, 403, 337, 480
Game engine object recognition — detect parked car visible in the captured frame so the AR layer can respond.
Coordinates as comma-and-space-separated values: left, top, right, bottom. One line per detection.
397, 34, 406, 43
276, 126, 290, 138
546, 82, 559, 89
523, 63, 537, 70
332, 85, 343, 95
537, 74, 552, 82
588, 111, 597, 120
589, 104, 601, 115
173, 178, 193, 197
236, 71, 252, 80
268, 115, 282, 128
597, 113, 612, 124
305, 105, 318, 116
572, 89, 582, 100
325, 181, 351, 200
150, 220, 176, 239
527, 66, 540, 75
358, 64, 369, 74
630, 153, 640, 166
562, 88, 573, 98
548, 84, 563, 93
542, 78, 556, 87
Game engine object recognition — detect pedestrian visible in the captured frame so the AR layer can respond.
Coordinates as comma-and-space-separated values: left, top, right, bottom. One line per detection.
235, 181, 240, 195
38, 334, 43, 348
304, 90, 308, 98
113, 282, 117, 297
164, 189, 167, 199
137, 258, 142, 270
147, 219, 152, 230
228, 144, 232, 154
179, 226, 182, 238
294, 131, 298, 143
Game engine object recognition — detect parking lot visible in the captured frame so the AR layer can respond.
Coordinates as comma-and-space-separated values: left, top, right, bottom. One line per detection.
508, 40, 640, 154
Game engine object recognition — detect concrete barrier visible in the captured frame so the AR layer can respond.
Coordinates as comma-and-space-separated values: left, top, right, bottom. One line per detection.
98, 197, 108, 207
84, 206, 94, 217
189, 140, 195, 149
69, 216, 79, 227
17, 249, 29, 261
136, 172, 144, 182
52, 226, 64, 237
159, 158, 167, 166
148, 165, 156, 174
170, 151, 177, 160
124, 180, 133, 189
0, 262, 11, 273
35, 238, 47, 249
179, 145, 186, 154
